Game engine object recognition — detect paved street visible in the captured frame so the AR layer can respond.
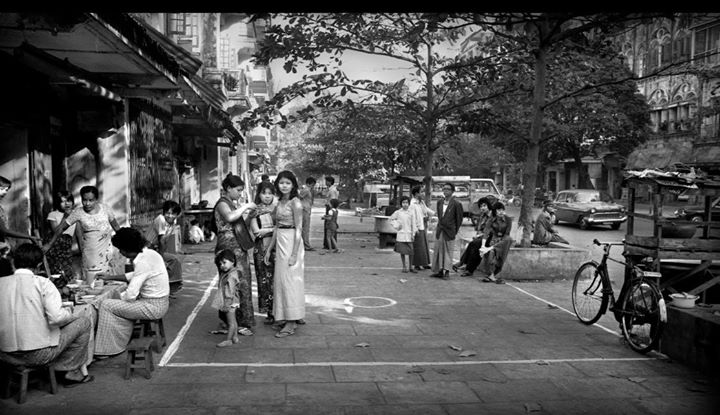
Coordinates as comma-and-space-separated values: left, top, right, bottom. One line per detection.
3, 203, 718, 415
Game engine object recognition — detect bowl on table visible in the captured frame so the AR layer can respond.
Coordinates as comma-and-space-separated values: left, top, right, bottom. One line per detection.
669, 293, 699, 309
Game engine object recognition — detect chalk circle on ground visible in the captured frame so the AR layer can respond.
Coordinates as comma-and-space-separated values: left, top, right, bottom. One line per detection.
344, 296, 397, 308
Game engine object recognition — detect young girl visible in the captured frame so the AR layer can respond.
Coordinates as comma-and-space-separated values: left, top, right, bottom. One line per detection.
390, 196, 417, 273
322, 198, 340, 253
213, 249, 241, 347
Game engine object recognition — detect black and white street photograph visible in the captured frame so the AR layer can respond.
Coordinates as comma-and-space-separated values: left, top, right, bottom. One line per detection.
0, 12, 719, 414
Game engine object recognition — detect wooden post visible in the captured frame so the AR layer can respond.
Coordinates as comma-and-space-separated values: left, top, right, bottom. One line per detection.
627, 187, 635, 236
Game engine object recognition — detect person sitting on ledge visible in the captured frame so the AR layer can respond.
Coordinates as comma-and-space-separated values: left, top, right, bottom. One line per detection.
532, 201, 568, 246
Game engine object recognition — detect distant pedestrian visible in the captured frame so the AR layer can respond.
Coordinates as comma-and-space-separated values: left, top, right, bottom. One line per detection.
431, 183, 463, 280
211, 249, 241, 347
322, 199, 340, 253
323, 176, 339, 249
409, 186, 434, 271
298, 177, 316, 251
389, 196, 416, 273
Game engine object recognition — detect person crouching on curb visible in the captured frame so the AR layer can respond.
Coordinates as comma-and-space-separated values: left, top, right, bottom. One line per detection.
390, 196, 417, 273
211, 249, 241, 347
0, 243, 94, 387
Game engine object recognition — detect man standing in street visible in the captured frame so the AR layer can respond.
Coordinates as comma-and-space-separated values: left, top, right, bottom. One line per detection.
299, 177, 317, 251
323, 176, 339, 250
431, 183, 464, 280
532, 201, 568, 245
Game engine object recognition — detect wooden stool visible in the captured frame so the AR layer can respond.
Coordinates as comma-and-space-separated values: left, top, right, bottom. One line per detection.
0, 363, 57, 404
137, 318, 166, 353
124, 337, 155, 379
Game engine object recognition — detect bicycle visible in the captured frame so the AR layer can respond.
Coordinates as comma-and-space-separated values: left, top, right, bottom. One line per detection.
571, 239, 667, 353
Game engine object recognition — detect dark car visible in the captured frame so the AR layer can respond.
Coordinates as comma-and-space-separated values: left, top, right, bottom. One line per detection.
673, 196, 720, 223
553, 189, 627, 230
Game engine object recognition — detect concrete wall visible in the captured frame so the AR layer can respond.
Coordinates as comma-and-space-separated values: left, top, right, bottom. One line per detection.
458, 238, 590, 280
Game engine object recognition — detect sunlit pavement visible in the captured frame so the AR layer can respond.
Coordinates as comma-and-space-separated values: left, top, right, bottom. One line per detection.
4, 203, 718, 414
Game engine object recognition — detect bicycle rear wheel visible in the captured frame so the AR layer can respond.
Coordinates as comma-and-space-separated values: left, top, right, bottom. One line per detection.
620, 281, 665, 354
572, 261, 608, 325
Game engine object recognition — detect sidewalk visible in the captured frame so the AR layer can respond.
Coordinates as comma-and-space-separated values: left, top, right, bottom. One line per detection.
4, 205, 718, 414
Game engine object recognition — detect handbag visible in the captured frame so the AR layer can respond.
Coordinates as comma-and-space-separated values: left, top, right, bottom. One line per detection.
215, 197, 255, 251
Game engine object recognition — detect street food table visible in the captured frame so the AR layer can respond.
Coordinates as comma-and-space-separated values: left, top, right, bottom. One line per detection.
70, 282, 126, 365
622, 170, 720, 303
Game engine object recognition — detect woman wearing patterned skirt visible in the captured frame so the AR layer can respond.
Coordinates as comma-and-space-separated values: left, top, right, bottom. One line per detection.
213, 174, 257, 335
251, 181, 277, 324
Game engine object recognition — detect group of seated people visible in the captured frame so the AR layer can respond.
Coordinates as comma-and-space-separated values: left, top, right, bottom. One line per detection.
0, 227, 170, 388
453, 198, 567, 280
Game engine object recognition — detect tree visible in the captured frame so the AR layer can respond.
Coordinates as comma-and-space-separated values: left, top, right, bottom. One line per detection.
467, 13, 667, 246
241, 13, 520, 201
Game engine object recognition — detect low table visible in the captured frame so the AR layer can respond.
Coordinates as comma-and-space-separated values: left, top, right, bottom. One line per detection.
73, 283, 126, 366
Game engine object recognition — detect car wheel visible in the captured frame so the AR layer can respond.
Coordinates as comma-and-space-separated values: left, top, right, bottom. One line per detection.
610, 223, 621, 230
579, 216, 590, 230
691, 215, 703, 224
513, 198, 521, 207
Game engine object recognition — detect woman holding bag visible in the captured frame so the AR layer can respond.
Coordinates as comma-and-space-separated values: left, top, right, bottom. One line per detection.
213, 174, 257, 335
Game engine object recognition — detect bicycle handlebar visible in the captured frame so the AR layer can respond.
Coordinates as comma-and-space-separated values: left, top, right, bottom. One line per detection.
593, 239, 625, 247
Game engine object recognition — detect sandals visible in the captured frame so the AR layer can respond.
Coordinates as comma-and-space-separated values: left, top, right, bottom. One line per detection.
216, 337, 239, 348
401, 268, 409, 273
237, 327, 254, 336
209, 329, 228, 335
63, 375, 94, 388
482, 276, 496, 283
275, 327, 295, 338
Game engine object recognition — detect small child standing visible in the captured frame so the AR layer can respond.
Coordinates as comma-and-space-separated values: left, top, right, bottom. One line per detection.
389, 196, 417, 273
212, 249, 240, 347
322, 198, 340, 253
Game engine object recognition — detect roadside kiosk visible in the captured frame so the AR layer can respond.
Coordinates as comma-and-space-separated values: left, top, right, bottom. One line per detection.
622, 169, 720, 303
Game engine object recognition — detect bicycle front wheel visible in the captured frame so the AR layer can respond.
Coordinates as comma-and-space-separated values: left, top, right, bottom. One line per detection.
620, 281, 665, 354
572, 261, 608, 325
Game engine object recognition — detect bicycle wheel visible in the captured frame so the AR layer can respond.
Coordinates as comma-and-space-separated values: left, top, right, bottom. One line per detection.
572, 261, 608, 325
619, 281, 665, 354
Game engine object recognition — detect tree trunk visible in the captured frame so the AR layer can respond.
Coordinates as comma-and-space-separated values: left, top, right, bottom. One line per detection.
573, 152, 593, 189
423, 42, 435, 206
519, 34, 548, 247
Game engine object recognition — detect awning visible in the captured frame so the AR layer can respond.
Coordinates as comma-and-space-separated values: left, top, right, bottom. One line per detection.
689, 141, 720, 167
182, 74, 227, 113
134, 16, 203, 76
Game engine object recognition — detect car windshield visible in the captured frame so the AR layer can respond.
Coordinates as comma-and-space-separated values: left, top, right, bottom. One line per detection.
432, 184, 469, 198
573, 191, 613, 203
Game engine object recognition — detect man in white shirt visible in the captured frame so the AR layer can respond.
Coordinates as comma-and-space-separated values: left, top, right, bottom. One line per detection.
94, 228, 169, 357
145, 200, 183, 294
0, 243, 93, 386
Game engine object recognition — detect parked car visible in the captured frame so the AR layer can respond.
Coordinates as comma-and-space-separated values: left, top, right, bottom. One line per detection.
673, 196, 720, 223
553, 189, 627, 230
468, 178, 503, 226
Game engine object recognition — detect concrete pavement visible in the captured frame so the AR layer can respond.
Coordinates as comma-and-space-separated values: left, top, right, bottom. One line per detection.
2, 204, 718, 414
